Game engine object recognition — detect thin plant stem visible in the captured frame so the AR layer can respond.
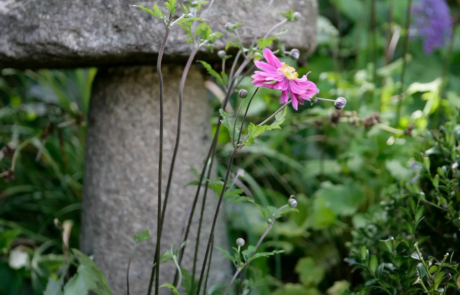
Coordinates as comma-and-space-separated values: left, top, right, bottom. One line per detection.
196, 88, 259, 295
395, 0, 413, 125
191, 148, 215, 293
126, 246, 138, 295
262, 19, 287, 39
172, 256, 183, 289
147, 18, 171, 295
174, 52, 253, 281
232, 99, 245, 148
223, 268, 243, 295
258, 101, 292, 126
203, 237, 214, 295
236, 205, 289, 295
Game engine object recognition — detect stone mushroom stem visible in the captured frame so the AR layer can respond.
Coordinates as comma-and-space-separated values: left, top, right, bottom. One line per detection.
80, 65, 227, 294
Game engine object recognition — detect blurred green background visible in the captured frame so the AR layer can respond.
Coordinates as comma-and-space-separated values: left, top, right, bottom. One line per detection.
1, 0, 460, 294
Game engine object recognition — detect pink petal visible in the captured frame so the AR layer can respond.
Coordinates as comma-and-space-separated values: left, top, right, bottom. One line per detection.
263, 48, 282, 68
292, 97, 299, 110
280, 91, 289, 104
254, 61, 277, 73
274, 79, 289, 91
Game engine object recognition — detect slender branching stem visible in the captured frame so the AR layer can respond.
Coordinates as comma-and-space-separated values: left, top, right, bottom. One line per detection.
196, 89, 259, 295
174, 52, 251, 278
258, 101, 292, 126
262, 19, 287, 39
203, 237, 214, 294
236, 205, 289, 295
395, 0, 412, 125
190, 149, 215, 292
147, 18, 171, 295
232, 100, 245, 147
126, 246, 138, 295
172, 256, 182, 289
223, 268, 243, 295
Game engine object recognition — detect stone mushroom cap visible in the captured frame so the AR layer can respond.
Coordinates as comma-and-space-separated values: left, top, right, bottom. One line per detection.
0, 0, 317, 69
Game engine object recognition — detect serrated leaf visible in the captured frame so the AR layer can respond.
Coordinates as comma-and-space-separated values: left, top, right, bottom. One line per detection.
135, 4, 164, 19
215, 246, 236, 264
269, 107, 287, 129
198, 61, 224, 85
248, 250, 284, 263
164, 0, 177, 15
160, 249, 174, 264
225, 41, 240, 50
242, 245, 256, 262
132, 230, 151, 244
161, 283, 180, 295
220, 109, 240, 141
244, 124, 267, 146
257, 37, 277, 49
369, 255, 378, 274
68, 249, 113, 295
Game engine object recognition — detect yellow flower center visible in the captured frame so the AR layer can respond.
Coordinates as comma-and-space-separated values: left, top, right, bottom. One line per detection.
280, 64, 298, 80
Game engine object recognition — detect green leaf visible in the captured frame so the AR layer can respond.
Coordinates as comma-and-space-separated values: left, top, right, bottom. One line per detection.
198, 61, 224, 85
132, 230, 151, 244
160, 249, 174, 264
434, 271, 445, 289
280, 9, 295, 21
295, 257, 325, 287
164, 0, 177, 15
269, 107, 287, 129
242, 245, 256, 262
161, 283, 180, 295
380, 238, 394, 254
67, 249, 113, 295
244, 124, 267, 146
415, 207, 424, 224
136, 5, 164, 19
257, 37, 277, 49
215, 247, 236, 265
44, 276, 64, 295
221, 72, 229, 85
416, 263, 427, 279
0, 229, 21, 250
220, 109, 240, 141
369, 255, 378, 274
247, 250, 285, 263
361, 246, 368, 260
225, 41, 240, 50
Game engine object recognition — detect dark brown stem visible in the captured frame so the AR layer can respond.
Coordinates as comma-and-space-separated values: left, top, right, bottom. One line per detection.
196, 88, 258, 295
174, 53, 252, 283
395, 0, 412, 125
147, 18, 171, 295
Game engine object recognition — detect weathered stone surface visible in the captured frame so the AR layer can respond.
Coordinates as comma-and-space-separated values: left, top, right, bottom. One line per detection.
80, 65, 228, 294
0, 0, 317, 68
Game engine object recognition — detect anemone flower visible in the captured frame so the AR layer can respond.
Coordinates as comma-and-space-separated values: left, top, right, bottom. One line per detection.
251, 48, 317, 110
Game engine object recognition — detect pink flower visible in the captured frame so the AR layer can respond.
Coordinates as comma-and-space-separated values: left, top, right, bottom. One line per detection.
251, 48, 317, 110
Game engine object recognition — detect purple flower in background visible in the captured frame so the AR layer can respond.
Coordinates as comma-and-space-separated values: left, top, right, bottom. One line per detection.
411, 0, 452, 54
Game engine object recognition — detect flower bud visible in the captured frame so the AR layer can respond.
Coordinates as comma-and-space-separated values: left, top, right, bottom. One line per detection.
239, 89, 248, 99
236, 238, 245, 247
293, 12, 302, 21
334, 97, 347, 110
290, 49, 300, 60
217, 50, 226, 58
267, 218, 273, 224
288, 198, 298, 208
